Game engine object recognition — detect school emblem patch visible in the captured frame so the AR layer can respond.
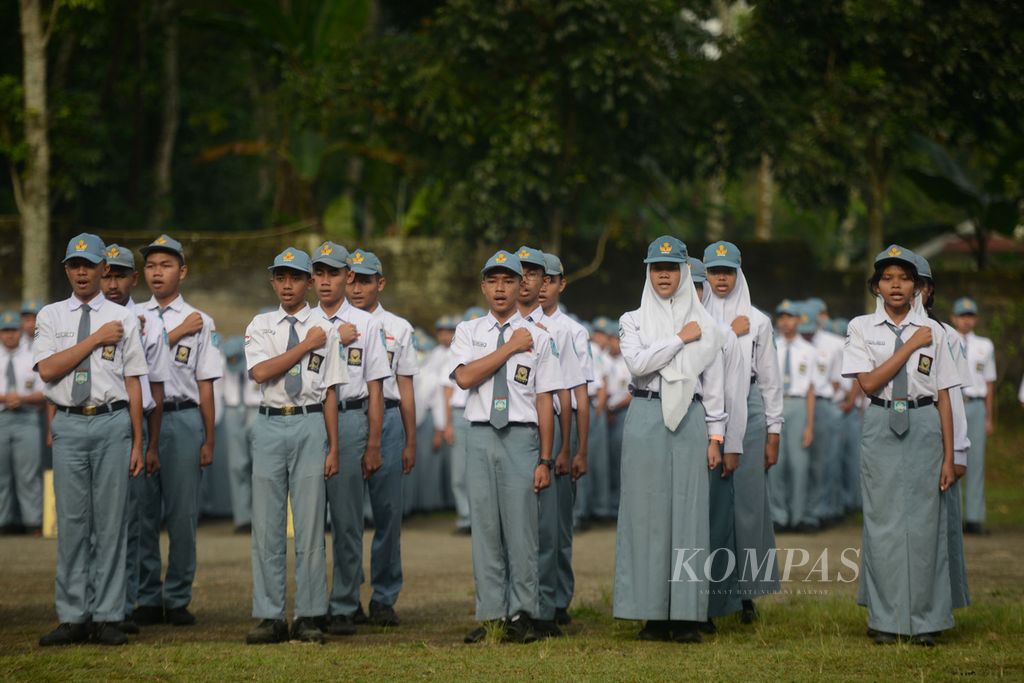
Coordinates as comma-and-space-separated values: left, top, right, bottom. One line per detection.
888, 246, 902, 257
75, 240, 88, 252
493, 398, 508, 412
798, 362, 807, 375
716, 244, 728, 257
975, 362, 984, 373
106, 246, 119, 258
74, 371, 89, 385
518, 249, 531, 259
659, 241, 672, 254
495, 253, 507, 264
351, 252, 365, 265
514, 364, 531, 385
320, 244, 332, 255
307, 353, 324, 373
347, 347, 363, 366
894, 399, 908, 413
283, 251, 295, 262
549, 338, 559, 358
175, 345, 192, 364
917, 354, 933, 376
155, 236, 168, 245
101, 345, 116, 361
288, 363, 301, 377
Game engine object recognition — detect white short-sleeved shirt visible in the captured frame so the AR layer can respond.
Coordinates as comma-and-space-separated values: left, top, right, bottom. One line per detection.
447, 311, 562, 424
776, 335, 816, 398
244, 305, 348, 408
439, 346, 470, 409
369, 304, 419, 402
521, 305, 581, 414
589, 345, 608, 398
842, 310, 960, 401
544, 307, 596, 410
808, 329, 844, 401
750, 309, 784, 434
1, 343, 41, 411
606, 353, 632, 409
127, 299, 171, 413
33, 293, 149, 406
143, 295, 223, 402
316, 301, 391, 402
222, 361, 262, 408
722, 328, 749, 454
961, 331, 996, 398
617, 310, 728, 437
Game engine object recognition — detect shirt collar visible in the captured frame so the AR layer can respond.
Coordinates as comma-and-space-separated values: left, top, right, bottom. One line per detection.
146, 294, 184, 312
521, 304, 543, 324
66, 292, 106, 312
276, 304, 311, 325
486, 310, 522, 331
546, 306, 564, 322
869, 306, 923, 328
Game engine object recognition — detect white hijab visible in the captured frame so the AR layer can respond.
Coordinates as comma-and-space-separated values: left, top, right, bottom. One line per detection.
701, 267, 754, 381
639, 263, 724, 430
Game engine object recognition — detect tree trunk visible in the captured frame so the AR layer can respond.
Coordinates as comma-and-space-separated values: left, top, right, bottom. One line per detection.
754, 152, 774, 241
18, 0, 50, 303
147, 0, 180, 232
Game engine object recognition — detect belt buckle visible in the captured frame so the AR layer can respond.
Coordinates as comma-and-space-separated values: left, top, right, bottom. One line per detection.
281, 405, 296, 416
893, 399, 908, 414
83, 405, 98, 416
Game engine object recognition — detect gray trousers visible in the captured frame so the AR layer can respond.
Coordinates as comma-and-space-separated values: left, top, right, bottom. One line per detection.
52, 409, 131, 624
768, 397, 810, 527
250, 412, 328, 619
363, 406, 404, 606
0, 409, 42, 527
945, 479, 971, 609
137, 408, 203, 609
607, 408, 625, 514
224, 405, 256, 527
327, 407, 368, 617
963, 399, 987, 523
450, 407, 471, 530
467, 422, 540, 621
809, 398, 840, 523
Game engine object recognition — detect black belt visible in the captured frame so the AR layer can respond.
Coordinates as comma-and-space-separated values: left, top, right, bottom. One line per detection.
965, 396, 985, 402
750, 376, 757, 385
384, 399, 400, 409
630, 387, 702, 403
57, 400, 128, 416
470, 421, 533, 428
340, 398, 367, 411
868, 396, 934, 409
163, 399, 198, 412
259, 404, 324, 417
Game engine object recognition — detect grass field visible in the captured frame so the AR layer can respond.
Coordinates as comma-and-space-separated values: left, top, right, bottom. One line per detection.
2, 423, 1023, 681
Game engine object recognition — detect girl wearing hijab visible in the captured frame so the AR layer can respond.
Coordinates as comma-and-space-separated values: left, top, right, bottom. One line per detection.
842, 245, 958, 646
701, 241, 783, 622
613, 236, 726, 644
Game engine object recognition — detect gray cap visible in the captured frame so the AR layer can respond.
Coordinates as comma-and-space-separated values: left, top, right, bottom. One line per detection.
104, 243, 136, 270
64, 233, 106, 264
140, 234, 186, 262
267, 247, 312, 275
312, 241, 350, 269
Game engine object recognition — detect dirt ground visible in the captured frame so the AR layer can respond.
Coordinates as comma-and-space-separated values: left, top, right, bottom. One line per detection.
1, 514, 1022, 649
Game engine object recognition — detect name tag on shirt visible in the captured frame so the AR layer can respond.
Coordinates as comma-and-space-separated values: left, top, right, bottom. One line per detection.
473, 340, 487, 348
866, 340, 887, 346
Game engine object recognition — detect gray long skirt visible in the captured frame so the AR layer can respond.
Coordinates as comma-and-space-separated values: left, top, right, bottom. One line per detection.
945, 479, 971, 609
613, 397, 710, 621
857, 403, 953, 635
731, 383, 780, 598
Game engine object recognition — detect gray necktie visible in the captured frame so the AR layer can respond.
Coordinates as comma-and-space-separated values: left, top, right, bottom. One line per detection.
489, 323, 510, 429
285, 316, 302, 400
783, 343, 792, 394
71, 305, 92, 405
5, 354, 15, 394
885, 322, 909, 436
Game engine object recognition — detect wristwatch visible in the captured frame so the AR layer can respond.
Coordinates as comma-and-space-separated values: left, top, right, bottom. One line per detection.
538, 458, 554, 470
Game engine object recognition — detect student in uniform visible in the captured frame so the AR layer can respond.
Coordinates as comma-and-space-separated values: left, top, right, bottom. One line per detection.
581, 320, 612, 520
242, 247, 345, 644
842, 245, 958, 646
701, 243, 783, 622
0, 310, 44, 535
914, 254, 971, 613
309, 241, 389, 635
599, 317, 631, 516
100, 244, 172, 632
431, 315, 459, 512
221, 336, 261, 533
830, 317, 865, 515
449, 250, 561, 644
950, 297, 996, 535
407, 327, 442, 515
137, 234, 223, 626
613, 236, 727, 644
36, 233, 149, 647
346, 248, 418, 627
688, 255, 745, 630
446, 307, 486, 534
768, 300, 816, 532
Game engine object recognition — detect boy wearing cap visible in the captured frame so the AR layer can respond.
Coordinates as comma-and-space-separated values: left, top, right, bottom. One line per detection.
769, 301, 816, 532
950, 297, 995, 535
244, 247, 346, 644
36, 234, 148, 646
446, 307, 485, 534
221, 336, 261, 533
450, 250, 560, 644
100, 243, 172, 631
346, 248, 418, 627
536, 250, 595, 628
431, 315, 459, 513
514, 245, 583, 638
137, 234, 223, 626
0, 310, 44, 535
599, 317, 631, 514
310, 241, 389, 634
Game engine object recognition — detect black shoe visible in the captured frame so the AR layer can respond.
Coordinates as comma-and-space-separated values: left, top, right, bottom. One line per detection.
554, 607, 572, 626
873, 631, 898, 645
327, 614, 357, 636
165, 606, 196, 627
964, 522, 991, 536
532, 619, 564, 639
866, 627, 878, 638
246, 619, 289, 644
368, 600, 399, 627
291, 617, 326, 643
740, 600, 757, 625
793, 522, 819, 534
502, 611, 538, 644
698, 619, 716, 634
637, 620, 672, 642
464, 619, 502, 644
234, 523, 252, 534
772, 522, 788, 534
910, 633, 936, 647
39, 622, 90, 647
132, 605, 164, 626
453, 526, 472, 536
352, 603, 368, 625
116, 618, 140, 635
670, 621, 702, 644
92, 622, 129, 646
